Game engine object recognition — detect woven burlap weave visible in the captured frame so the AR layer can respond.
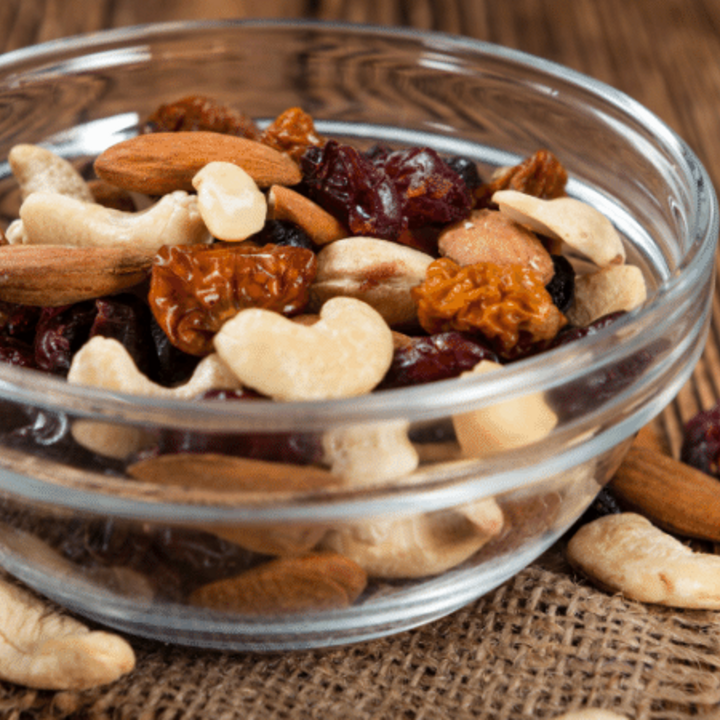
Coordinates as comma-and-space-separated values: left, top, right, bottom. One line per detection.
1, 546, 719, 720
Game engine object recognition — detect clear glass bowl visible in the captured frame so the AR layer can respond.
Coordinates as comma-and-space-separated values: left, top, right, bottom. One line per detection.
0, 20, 715, 651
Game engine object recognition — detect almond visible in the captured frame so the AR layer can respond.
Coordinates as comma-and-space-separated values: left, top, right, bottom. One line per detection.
438, 208, 554, 284
268, 185, 347, 245
0, 245, 152, 306
610, 446, 720, 542
94, 132, 302, 196
188, 552, 368, 615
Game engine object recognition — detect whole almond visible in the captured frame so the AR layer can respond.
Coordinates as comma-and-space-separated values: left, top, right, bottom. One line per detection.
189, 552, 368, 615
610, 446, 720, 541
268, 185, 347, 245
94, 132, 302, 195
0, 245, 152, 306
438, 208, 554, 284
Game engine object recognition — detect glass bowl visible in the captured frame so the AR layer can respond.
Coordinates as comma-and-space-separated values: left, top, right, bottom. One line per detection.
0, 20, 715, 651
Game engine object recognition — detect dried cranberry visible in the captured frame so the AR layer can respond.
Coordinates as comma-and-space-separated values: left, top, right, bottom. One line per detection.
301, 141, 405, 240
248, 219, 316, 251
34, 302, 97, 375
155, 389, 323, 465
681, 405, 720, 478
0, 336, 35, 368
372, 147, 473, 229
0, 301, 41, 340
545, 254, 575, 314
378, 332, 498, 390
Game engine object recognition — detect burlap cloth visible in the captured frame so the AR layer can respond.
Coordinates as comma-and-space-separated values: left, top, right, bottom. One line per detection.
1, 539, 719, 720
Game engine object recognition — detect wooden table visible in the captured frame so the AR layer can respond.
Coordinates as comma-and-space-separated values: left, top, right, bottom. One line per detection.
1, 2, 719, 718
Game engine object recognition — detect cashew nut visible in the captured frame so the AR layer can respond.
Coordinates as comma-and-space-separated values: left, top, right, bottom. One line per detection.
322, 420, 419, 487
492, 189, 625, 267
8, 144, 94, 202
67, 336, 242, 458
567, 513, 720, 608
320, 499, 504, 578
6, 190, 211, 252
213, 297, 394, 401
310, 237, 434, 326
453, 361, 558, 458
566, 264, 647, 327
192, 161, 267, 241
0, 573, 135, 690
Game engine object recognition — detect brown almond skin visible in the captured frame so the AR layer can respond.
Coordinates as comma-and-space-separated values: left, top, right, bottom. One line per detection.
189, 553, 368, 615
610, 446, 720, 542
0, 245, 152, 306
94, 132, 302, 195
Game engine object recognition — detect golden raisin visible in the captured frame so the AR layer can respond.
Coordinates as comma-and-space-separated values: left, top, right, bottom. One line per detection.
260, 107, 325, 162
143, 95, 260, 139
412, 258, 566, 355
475, 149, 568, 208
149, 243, 317, 356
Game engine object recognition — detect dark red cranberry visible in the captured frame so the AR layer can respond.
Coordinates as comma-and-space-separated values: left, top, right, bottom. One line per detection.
681, 404, 720, 478
0, 336, 35, 368
34, 302, 97, 375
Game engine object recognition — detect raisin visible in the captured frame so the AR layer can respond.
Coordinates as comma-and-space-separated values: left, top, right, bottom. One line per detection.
545, 254, 575, 314
301, 141, 405, 241
445, 155, 483, 192
412, 258, 566, 356
0, 301, 41, 340
0, 336, 35, 368
260, 107, 325, 163
681, 404, 720, 479
149, 243, 317, 356
378, 332, 498, 390
372, 147, 472, 230
149, 313, 201, 387
142, 95, 260, 139
34, 302, 97, 375
475, 149, 568, 209
154, 389, 324, 465
248, 219, 316, 251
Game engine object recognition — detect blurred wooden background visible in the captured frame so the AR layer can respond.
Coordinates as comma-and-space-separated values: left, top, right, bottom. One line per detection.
2, 0, 720, 455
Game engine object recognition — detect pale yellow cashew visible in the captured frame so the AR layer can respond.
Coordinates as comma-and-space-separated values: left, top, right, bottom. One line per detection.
0, 574, 135, 690
67, 336, 242, 458
6, 189, 210, 251
214, 297, 394, 401
8, 144, 94, 202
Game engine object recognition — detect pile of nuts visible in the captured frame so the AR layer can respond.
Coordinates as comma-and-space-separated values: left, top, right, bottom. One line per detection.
0, 96, 651, 617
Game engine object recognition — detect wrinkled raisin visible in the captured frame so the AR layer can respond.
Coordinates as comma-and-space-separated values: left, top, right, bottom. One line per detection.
412, 258, 566, 356
545, 254, 575, 314
378, 332, 498, 390
301, 141, 405, 240
34, 302, 97, 375
372, 147, 472, 229
260, 107, 325, 162
149, 243, 317, 356
681, 404, 720, 478
0, 337, 35, 368
444, 155, 483, 192
248, 219, 316, 251
143, 95, 260, 139
475, 149, 568, 209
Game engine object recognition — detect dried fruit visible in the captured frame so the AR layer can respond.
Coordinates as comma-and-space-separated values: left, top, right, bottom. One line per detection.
681, 403, 720, 478
149, 243, 317, 356
143, 94, 260, 138
260, 106, 325, 162
189, 552, 367, 614
475, 149, 567, 208
412, 258, 566, 355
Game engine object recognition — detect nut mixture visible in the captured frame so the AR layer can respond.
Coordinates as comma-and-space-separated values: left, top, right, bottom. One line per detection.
0, 96, 651, 619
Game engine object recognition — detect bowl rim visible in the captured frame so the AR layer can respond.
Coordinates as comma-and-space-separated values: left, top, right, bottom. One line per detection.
0, 17, 716, 432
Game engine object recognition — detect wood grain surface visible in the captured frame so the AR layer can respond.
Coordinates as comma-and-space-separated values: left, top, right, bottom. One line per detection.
2, 0, 719, 454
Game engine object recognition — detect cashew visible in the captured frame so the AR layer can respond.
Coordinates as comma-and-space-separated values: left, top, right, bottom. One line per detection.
8, 144, 94, 202
0, 573, 135, 690
322, 420, 419, 487
7, 190, 211, 252
320, 499, 503, 578
453, 361, 558, 458
214, 297, 394, 401
192, 161, 266, 241
567, 513, 720, 608
310, 237, 435, 326
67, 337, 242, 458
492, 189, 625, 267
566, 264, 647, 327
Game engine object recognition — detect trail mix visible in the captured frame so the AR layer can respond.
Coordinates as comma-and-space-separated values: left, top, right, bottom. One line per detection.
0, 96, 651, 614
